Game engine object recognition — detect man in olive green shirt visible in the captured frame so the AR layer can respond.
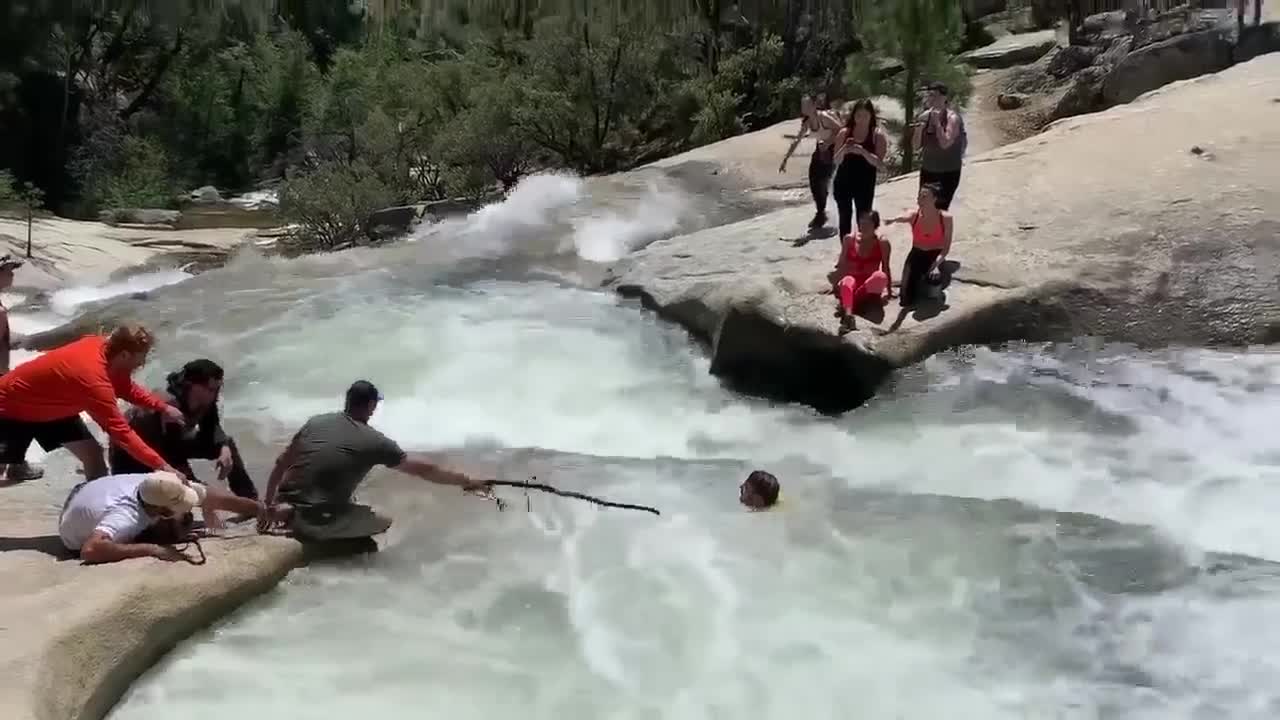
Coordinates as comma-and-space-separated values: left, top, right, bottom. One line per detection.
261, 380, 490, 540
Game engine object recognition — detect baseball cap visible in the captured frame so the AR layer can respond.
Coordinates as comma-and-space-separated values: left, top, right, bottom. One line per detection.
0, 253, 24, 271
139, 472, 207, 515
345, 380, 383, 407
921, 81, 950, 96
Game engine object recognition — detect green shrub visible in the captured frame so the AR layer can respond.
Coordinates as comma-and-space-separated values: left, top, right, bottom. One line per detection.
278, 161, 396, 253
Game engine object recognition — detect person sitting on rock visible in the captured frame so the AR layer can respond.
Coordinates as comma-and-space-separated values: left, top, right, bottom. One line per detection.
886, 183, 953, 308
740, 469, 781, 510
258, 380, 494, 542
833, 210, 893, 333
0, 324, 186, 482
108, 358, 258, 500
58, 470, 288, 565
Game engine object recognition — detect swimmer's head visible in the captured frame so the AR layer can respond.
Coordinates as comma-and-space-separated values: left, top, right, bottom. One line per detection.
739, 470, 780, 510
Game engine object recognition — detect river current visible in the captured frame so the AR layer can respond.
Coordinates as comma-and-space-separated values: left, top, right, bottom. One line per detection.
13, 173, 1280, 719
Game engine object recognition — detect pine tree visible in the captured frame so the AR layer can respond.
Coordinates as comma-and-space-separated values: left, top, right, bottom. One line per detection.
843, 0, 970, 173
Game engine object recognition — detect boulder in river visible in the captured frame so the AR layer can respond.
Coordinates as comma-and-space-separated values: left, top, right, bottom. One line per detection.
607, 54, 1280, 413
187, 185, 224, 205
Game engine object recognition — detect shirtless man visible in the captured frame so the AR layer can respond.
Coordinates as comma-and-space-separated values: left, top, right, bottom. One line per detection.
260, 380, 493, 541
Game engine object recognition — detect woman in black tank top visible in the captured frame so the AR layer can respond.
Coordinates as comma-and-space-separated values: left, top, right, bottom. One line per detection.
832, 98, 887, 239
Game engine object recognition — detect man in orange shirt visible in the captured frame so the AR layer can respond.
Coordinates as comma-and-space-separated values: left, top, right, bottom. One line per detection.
0, 324, 185, 482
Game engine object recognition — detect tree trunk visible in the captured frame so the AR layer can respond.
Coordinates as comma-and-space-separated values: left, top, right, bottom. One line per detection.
120, 29, 185, 120
901, 65, 918, 173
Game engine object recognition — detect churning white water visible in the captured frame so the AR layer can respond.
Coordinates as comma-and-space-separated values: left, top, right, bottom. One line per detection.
68, 173, 1280, 720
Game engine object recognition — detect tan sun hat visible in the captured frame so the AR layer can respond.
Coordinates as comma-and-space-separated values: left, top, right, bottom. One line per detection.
138, 472, 207, 514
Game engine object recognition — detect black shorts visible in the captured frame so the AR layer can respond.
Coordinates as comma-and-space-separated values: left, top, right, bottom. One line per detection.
0, 415, 94, 463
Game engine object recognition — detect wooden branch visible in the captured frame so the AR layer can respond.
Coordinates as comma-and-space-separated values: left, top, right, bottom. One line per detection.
481, 477, 661, 516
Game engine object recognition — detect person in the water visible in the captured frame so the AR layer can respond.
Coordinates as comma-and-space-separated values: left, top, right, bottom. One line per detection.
739, 470, 781, 510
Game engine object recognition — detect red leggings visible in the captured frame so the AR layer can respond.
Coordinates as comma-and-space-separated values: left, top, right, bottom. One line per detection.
838, 271, 888, 312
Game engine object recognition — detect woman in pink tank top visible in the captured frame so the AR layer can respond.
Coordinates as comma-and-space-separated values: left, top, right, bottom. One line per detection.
832, 210, 892, 332
886, 182, 953, 307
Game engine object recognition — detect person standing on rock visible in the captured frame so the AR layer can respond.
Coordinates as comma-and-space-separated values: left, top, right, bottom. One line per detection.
779, 93, 843, 230
0, 324, 186, 482
887, 183, 953, 308
108, 358, 259, 500
833, 210, 893, 333
832, 99, 889, 239
913, 82, 967, 211
258, 380, 494, 542
0, 253, 44, 484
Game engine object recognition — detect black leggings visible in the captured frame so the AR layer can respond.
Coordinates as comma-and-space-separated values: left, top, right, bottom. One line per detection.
832, 158, 877, 238
900, 247, 942, 307
110, 436, 259, 500
808, 146, 834, 216
919, 168, 962, 210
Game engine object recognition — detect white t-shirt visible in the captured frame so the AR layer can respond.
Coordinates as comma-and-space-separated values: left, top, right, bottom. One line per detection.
58, 473, 155, 551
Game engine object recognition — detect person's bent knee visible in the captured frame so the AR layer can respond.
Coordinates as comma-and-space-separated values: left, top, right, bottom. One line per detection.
864, 271, 889, 295
838, 275, 856, 289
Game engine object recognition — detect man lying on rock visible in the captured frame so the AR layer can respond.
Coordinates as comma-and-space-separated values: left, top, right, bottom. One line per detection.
257, 380, 495, 542
58, 470, 289, 565
0, 324, 186, 483
108, 358, 259, 501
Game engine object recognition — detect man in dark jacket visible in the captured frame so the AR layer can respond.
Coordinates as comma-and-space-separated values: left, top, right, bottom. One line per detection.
108, 358, 258, 499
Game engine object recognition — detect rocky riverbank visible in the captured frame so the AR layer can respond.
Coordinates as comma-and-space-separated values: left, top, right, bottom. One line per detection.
0, 217, 304, 720
607, 53, 1280, 412
0, 450, 305, 720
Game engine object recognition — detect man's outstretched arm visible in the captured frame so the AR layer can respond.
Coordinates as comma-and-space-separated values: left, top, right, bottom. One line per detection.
392, 453, 487, 491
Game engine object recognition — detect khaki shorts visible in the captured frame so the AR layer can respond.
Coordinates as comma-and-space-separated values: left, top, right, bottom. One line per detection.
290, 503, 392, 541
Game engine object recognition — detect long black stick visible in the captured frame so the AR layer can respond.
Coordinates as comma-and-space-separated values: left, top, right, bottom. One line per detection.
481, 477, 661, 516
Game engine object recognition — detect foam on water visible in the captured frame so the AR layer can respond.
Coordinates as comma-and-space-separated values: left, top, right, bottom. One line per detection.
35, 181, 1278, 720
406, 171, 695, 263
